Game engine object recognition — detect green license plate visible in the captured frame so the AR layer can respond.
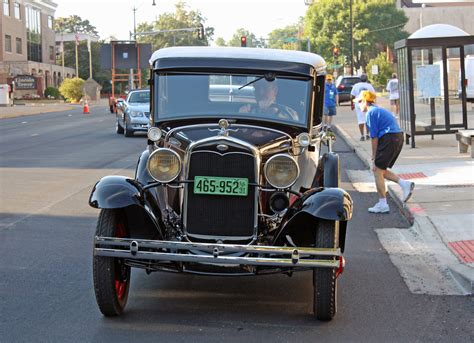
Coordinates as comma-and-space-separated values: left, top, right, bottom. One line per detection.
194, 176, 248, 196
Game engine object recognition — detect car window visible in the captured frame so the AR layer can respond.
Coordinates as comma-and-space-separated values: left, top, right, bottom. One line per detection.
342, 78, 360, 86
128, 91, 150, 103
155, 73, 311, 127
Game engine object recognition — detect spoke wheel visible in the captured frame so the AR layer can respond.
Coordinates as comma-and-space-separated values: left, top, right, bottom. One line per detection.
313, 219, 338, 321
93, 209, 131, 316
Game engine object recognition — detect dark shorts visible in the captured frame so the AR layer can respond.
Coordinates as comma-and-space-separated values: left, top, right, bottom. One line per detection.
375, 132, 404, 170
324, 106, 337, 116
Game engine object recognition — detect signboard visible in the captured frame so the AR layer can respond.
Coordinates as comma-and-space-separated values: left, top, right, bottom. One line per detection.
416, 64, 441, 98
13, 75, 37, 90
100, 43, 152, 69
371, 65, 379, 75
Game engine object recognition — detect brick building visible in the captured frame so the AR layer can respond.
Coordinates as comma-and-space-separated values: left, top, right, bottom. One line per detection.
0, 0, 75, 97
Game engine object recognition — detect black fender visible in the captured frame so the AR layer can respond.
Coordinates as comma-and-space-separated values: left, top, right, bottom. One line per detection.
273, 188, 352, 251
89, 175, 165, 239
313, 152, 340, 188
89, 176, 143, 209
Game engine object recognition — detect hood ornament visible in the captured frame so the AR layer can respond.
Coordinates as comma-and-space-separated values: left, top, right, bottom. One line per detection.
209, 118, 239, 136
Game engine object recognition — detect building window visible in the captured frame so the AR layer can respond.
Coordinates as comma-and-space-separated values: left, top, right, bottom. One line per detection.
14, 2, 20, 19
5, 35, 12, 52
47, 15, 53, 29
16, 37, 22, 54
3, 0, 9, 16
25, 5, 42, 62
49, 46, 54, 60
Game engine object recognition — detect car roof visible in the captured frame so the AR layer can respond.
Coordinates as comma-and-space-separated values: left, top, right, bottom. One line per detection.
149, 46, 326, 76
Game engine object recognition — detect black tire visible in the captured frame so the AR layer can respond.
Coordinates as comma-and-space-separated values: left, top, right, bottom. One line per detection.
109, 105, 114, 113
116, 120, 124, 134
124, 120, 133, 137
93, 209, 131, 316
313, 219, 339, 321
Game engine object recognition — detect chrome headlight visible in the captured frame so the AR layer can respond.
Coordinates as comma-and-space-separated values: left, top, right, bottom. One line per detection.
129, 110, 143, 117
147, 148, 181, 183
264, 154, 299, 189
147, 127, 162, 142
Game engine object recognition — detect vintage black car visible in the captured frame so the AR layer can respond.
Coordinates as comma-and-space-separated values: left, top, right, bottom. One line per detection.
90, 47, 353, 321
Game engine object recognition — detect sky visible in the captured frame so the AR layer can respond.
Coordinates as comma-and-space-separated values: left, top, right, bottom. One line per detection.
55, 0, 309, 43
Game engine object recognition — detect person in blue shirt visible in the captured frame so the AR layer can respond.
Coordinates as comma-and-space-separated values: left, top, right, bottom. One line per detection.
354, 90, 415, 213
323, 74, 338, 130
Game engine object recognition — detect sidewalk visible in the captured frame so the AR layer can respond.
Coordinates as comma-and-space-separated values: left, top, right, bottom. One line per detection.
334, 96, 474, 295
0, 98, 108, 119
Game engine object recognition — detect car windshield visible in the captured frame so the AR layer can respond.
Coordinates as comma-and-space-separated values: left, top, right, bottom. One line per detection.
154, 73, 312, 126
128, 91, 150, 103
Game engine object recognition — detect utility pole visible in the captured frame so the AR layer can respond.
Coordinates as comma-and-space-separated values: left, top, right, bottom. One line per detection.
350, 0, 354, 76
130, 5, 138, 90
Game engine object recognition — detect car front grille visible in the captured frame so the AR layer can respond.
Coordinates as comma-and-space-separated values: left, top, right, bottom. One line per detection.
185, 148, 256, 241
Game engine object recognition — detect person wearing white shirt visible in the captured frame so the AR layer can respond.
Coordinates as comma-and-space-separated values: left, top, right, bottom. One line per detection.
386, 73, 400, 116
350, 74, 375, 141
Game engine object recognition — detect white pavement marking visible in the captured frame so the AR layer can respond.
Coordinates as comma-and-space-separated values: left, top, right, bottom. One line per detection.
376, 217, 469, 295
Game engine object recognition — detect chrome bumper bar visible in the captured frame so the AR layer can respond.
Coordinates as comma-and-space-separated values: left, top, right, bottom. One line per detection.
94, 236, 342, 268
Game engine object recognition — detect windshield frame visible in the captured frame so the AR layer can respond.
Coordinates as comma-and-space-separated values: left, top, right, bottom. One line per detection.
152, 71, 313, 129
127, 90, 150, 104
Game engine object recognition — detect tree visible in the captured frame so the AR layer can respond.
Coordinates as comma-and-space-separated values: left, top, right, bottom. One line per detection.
55, 16, 110, 91
59, 77, 84, 103
135, 2, 214, 50
304, 0, 408, 71
214, 37, 227, 47
267, 24, 310, 51
366, 52, 393, 89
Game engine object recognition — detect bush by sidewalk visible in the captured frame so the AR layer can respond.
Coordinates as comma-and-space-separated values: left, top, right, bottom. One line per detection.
59, 77, 84, 103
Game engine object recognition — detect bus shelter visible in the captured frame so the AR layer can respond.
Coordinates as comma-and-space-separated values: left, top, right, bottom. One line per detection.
395, 24, 474, 148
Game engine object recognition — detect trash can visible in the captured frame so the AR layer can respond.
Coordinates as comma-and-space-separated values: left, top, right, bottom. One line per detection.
0, 84, 10, 106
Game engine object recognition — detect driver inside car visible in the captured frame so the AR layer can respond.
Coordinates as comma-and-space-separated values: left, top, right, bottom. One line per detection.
239, 80, 299, 121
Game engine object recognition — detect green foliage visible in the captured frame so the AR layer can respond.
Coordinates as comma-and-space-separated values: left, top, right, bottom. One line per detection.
267, 25, 300, 50
44, 86, 61, 99
367, 52, 394, 89
304, 0, 408, 70
136, 2, 214, 50
214, 37, 227, 47
55, 15, 110, 90
59, 78, 85, 103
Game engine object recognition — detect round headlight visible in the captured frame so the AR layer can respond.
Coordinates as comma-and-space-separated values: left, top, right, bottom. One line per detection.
147, 148, 181, 183
264, 154, 299, 189
147, 127, 162, 142
297, 133, 311, 147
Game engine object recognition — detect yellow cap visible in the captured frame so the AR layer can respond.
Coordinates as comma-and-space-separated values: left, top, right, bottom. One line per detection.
326, 74, 333, 81
353, 90, 376, 103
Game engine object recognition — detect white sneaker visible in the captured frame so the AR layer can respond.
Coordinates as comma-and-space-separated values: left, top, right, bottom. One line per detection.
368, 202, 390, 213
400, 181, 415, 202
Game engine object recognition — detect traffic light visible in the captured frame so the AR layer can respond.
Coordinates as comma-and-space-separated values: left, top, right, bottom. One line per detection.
344, 55, 349, 66
197, 23, 204, 40
241, 36, 247, 47
332, 47, 340, 59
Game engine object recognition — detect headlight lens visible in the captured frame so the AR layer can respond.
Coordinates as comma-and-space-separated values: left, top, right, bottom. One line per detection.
147, 149, 181, 183
264, 154, 299, 189
129, 110, 143, 117
147, 127, 162, 141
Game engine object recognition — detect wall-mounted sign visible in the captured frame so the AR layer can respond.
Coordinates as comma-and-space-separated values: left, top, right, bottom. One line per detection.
13, 75, 37, 90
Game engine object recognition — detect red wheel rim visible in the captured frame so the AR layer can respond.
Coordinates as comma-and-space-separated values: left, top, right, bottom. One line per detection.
114, 221, 128, 300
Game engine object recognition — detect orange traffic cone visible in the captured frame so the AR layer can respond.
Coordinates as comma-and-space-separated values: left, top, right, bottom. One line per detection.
83, 99, 90, 114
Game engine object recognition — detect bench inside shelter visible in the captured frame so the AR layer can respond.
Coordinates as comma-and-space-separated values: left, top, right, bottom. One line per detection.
456, 130, 474, 158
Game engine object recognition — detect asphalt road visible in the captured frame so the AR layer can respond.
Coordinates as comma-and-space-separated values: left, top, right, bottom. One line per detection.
0, 107, 472, 342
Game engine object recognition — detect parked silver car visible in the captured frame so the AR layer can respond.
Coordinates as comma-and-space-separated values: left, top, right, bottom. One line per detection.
115, 89, 150, 137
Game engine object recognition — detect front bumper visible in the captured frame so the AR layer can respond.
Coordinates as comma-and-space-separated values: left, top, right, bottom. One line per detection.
94, 236, 342, 268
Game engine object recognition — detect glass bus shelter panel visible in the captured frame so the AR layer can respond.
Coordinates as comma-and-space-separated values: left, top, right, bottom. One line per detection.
446, 47, 464, 128
397, 47, 411, 134
464, 44, 474, 123
412, 47, 446, 132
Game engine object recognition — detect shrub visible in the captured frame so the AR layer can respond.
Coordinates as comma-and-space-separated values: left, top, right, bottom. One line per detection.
366, 52, 395, 90
44, 86, 61, 99
59, 77, 85, 103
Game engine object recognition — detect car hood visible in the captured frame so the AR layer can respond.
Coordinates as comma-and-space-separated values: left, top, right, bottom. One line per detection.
167, 124, 293, 153
127, 103, 150, 112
